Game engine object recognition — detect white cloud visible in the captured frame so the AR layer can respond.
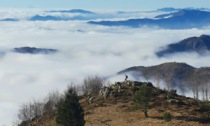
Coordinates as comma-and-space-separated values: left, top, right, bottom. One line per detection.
0, 8, 165, 21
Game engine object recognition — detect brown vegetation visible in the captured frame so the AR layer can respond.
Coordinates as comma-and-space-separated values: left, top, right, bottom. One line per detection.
27, 81, 210, 126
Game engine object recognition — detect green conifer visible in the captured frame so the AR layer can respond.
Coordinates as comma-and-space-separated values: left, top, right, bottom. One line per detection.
133, 84, 152, 117
56, 87, 85, 126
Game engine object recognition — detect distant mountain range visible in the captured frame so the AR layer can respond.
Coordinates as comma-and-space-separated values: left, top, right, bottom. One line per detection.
29, 15, 66, 21
28, 9, 97, 21
13, 47, 58, 54
2, 8, 210, 25
156, 7, 209, 12
88, 9, 210, 29
118, 62, 210, 91
0, 18, 18, 21
29, 9, 96, 21
29, 15, 96, 21
47, 9, 95, 14
156, 7, 181, 12
156, 35, 210, 57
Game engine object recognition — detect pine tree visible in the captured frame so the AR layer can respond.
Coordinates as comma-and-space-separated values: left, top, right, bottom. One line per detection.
133, 84, 152, 117
56, 87, 85, 126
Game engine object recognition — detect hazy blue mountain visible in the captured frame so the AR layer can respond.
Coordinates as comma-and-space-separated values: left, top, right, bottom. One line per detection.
156, 35, 210, 57
154, 9, 210, 18
29, 14, 96, 21
88, 9, 210, 29
157, 7, 181, 12
48, 9, 95, 14
29, 15, 67, 21
13, 47, 58, 54
156, 7, 209, 12
0, 18, 18, 21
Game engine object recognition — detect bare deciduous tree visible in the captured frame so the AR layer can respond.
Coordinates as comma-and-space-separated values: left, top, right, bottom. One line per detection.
163, 78, 172, 91
155, 75, 161, 89
200, 82, 209, 101
44, 90, 63, 116
18, 103, 32, 122
81, 75, 104, 95
17, 99, 44, 123
179, 81, 186, 96
142, 72, 150, 83
189, 77, 200, 100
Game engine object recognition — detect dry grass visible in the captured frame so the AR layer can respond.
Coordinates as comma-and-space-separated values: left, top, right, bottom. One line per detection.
29, 83, 210, 126
83, 100, 203, 126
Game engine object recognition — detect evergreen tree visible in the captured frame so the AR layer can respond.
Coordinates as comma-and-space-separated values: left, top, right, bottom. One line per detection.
133, 84, 152, 117
56, 87, 85, 126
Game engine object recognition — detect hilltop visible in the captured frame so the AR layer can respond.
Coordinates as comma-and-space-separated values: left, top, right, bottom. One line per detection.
26, 80, 210, 126
118, 62, 210, 95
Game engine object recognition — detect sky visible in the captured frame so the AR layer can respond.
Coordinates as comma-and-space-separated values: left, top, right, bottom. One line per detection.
0, 0, 210, 9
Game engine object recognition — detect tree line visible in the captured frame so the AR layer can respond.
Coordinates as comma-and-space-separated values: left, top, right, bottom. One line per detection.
15, 75, 104, 126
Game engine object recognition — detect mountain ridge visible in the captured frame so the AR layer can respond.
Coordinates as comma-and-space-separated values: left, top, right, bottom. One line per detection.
48, 9, 95, 14
118, 62, 210, 92
156, 34, 210, 57
13, 47, 58, 54
88, 9, 210, 29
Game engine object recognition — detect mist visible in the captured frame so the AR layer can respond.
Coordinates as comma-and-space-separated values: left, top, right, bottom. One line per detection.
0, 9, 210, 125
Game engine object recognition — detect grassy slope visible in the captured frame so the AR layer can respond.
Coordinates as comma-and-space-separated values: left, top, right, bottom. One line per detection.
31, 82, 209, 126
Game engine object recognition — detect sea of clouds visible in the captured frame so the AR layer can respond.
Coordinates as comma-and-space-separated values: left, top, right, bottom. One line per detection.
0, 9, 210, 125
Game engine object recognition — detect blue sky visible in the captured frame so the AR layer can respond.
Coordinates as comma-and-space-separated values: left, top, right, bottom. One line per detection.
0, 0, 210, 9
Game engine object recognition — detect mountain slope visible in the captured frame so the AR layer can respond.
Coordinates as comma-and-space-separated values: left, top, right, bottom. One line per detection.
88, 9, 210, 29
156, 34, 210, 57
118, 62, 210, 90
28, 81, 209, 126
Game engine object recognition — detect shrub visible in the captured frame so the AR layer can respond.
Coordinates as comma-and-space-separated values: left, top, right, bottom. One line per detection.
199, 102, 210, 113
44, 90, 63, 117
163, 112, 172, 121
56, 86, 85, 126
18, 121, 29, 126
129, 105, 140, 111
167, 89, 177, 99
199, 101, 210, 121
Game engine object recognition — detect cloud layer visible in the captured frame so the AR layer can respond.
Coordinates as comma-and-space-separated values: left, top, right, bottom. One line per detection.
0, 9, 210, 125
